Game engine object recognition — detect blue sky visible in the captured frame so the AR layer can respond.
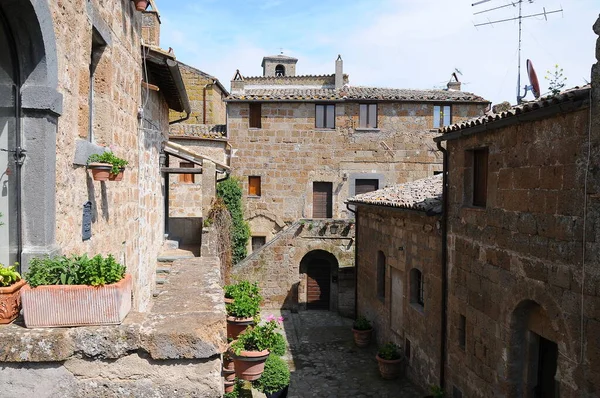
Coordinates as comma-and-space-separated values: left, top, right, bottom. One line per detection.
156, 0, 598, 105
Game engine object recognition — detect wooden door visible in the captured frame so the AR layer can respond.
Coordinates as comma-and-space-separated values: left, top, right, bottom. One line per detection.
306, 260, 330, 310
313, 182, 332, 218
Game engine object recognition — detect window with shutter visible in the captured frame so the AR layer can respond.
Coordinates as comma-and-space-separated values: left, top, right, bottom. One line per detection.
249, 103, 261, 128
359, 104, 377, 128
248, 176, 261, 196
312, 182, 332, 218
355, 179, 379, 195
315, 104, 335, 129
179, 162, 194, 184
473, 148, 488, 207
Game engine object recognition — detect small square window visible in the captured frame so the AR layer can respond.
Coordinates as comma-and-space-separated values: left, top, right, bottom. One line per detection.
433, 105, 451, 128
178, 162, 195, 184
248, 176, 261, 196
252, 236, 266, 252
410, 268, 425, 309
316, 104, 335, 129
359, 103, 377, 128
249, 103, 262, 128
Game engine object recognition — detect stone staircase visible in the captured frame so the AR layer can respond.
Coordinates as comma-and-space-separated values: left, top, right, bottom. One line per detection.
153, 239, 195, 297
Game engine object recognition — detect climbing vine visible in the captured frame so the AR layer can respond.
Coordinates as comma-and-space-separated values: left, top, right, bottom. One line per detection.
217, 177, 250, 265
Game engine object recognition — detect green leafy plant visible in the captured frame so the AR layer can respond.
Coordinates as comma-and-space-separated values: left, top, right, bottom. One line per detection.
217, 178, 250, 265
226, 293, 261, 319
224, 280, 260, 300
87, 151, 129, 175
270, 332, 287, 356
25, 254, 126, 287
430, 385, 445, 398
545, 64, 567, 96
252, 354, 290, 394
353, 315, 372, 331
230, 319, 282, 355
378, 342, 402, 360
0, 264, 21, 287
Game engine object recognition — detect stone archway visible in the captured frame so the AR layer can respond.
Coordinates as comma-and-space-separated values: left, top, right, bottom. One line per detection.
506, 300, 561, 398
299, 249, 339, 311
0, 0, 61, 271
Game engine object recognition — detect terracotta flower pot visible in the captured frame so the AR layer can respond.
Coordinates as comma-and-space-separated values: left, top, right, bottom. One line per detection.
223, 369, 236, 382
224, 381, 235, 393
87, 162, 112, 181
133, 0, 149, 11
223, 353, 235, 371
224, 297, 234, 305
352, 327, 373, 347
0, 279, 26, 324
376, 354, 404, 380
108, 168, 125, 181
230, 348, 270, 381
226, 316, 254, 339
21, 274, 132, 328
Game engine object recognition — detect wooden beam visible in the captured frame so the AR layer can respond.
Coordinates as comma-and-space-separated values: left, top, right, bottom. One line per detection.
160, 167, 203, 174
141, 81, 160, 91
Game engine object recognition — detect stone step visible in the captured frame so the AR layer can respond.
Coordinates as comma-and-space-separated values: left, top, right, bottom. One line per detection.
156, 265, 172, 274
157, 249, 195, 262
163, 239, 179, 250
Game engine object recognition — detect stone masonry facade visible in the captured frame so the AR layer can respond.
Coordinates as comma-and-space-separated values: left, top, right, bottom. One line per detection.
355, 206, 442, 389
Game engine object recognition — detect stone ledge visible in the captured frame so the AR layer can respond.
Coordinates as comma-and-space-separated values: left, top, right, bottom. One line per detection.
0, 256, 226, 362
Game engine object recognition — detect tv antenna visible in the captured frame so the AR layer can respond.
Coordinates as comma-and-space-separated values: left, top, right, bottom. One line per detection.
472, 0, 563, 104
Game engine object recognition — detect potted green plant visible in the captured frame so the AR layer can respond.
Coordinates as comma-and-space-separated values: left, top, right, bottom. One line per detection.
0, 263, 25, 324
229, 318, 282, 381
252, 354, 290, 398
87, 151, 129, 181
225, 280, 262, 339
21, 254, 131, 328
376, 342, 404, 380
351, 315, 373, 347
425, 385, 445, 398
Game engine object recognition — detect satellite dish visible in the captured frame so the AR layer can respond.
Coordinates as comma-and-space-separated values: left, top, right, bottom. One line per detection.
526, 59, 541, 99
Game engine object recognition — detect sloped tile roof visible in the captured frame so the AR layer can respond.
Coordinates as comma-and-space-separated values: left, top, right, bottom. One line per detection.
227, 86, 487, 103
347, 174, 443, 214
169, 124, 227, 139
436, 85, 591, 139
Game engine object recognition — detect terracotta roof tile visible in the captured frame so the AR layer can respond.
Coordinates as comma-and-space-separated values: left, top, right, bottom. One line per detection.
347, 174, 443, 214
169, 124, 227, 139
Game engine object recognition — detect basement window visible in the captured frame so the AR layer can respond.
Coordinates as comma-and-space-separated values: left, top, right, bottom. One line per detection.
433, 105, 451, 128
248, 176, 261, 197
316, 104, 335, 129
249, 103, 262, 128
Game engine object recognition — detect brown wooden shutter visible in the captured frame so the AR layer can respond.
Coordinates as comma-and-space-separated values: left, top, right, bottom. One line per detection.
248, 176, 261, 196
251, 236, 266, 252
313, 182, 332, 218
249, 103, 261, 128
355, 179, 379, 195
179, 162, 194, 183
473, 148, 488, 207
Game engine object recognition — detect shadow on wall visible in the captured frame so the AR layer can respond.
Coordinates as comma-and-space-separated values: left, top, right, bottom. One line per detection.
281, 282, 299, 313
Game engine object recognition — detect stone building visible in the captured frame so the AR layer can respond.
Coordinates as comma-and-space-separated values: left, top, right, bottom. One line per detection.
227, 54, 488, 315
347, 175, 443, 389
428, 23, 600, 396
166, 63, 230, 251
0, 1, 225, 396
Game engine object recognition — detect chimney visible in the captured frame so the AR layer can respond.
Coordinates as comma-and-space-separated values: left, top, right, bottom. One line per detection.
335, 55, 343, 90
447, 72, 461, 91
230, 70, 245, 94
141, 11, 161, 46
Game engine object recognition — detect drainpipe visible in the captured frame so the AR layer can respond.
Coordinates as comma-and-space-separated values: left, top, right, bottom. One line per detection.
436, 140, 449, 390
346, 203, 358, 318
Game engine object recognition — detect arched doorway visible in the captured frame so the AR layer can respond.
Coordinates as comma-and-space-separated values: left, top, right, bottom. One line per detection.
299, 250, 339, 311
507, 300, 560, 398
0, 7, 22, 267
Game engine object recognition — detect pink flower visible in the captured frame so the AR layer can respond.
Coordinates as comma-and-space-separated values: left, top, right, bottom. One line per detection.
277, 316, 284, 324
266, 314, 275, 322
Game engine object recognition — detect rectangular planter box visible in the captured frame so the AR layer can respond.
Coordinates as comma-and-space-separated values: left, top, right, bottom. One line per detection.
21, 274, 132, 328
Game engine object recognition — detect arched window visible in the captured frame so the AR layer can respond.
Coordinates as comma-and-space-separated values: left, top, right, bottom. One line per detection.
275, 64, 285, 76
377, 251, 386, 300
410, 268, 424, 308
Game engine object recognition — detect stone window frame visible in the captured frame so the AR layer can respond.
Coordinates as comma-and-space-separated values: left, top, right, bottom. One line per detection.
249, 103, 262, 129
178, 162, 195, 184
248, 175, 261, 197
251, 236, 266, 252
433, 104, 452, 128
463, 147, 489, 208
315, 104, 335, 129
376, 250, 386, 301
409, 268, 425, 312
348, 173, 385, 198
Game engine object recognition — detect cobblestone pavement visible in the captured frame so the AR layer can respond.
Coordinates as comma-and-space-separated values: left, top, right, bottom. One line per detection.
256, 310, 424, 398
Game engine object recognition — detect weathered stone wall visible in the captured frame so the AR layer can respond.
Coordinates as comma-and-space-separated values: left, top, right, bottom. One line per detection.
445, 105, 598, 397
228, 101, 485, 237
50, 1, 166, 311
356, 205, 442, 389
169, 63, 227, 125
232, 220, 356, 316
